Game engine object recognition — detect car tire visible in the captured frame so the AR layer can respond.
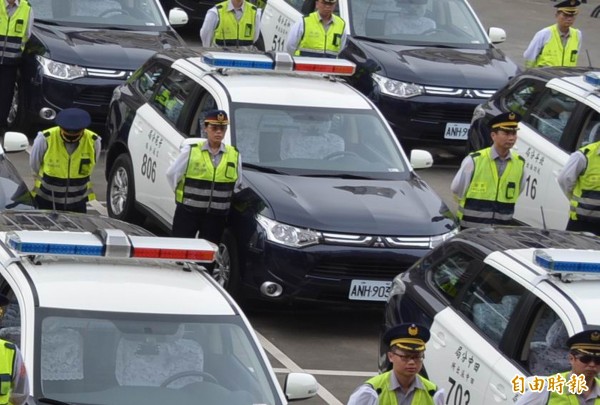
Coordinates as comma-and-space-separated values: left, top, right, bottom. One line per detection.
212, 229, 243, 300
7, 78, 32, 136
107, 154, 144, 225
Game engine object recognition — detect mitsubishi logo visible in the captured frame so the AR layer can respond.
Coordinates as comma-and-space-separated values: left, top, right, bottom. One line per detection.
463, 89, 474, 98
372, 237, 386, 248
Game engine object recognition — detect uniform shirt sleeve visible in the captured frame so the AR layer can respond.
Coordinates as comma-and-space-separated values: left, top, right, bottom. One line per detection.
26, 7, 34, 40
29, 131, 48, 175
557, 150, 587, 199
286, 19, 304, 54
235, 152, 243, 191
515, 390, 550, 405
433, 388, 446, 405
166, 144, 192, 192
523, 27, 551, 67
347, 383, 379, 405
200, 7, 219, 47
254, 7, 262, 43
577, 29, 583, 52
450, 155, 475, 200
10, 346, 30, 405
94, 135, 102, 163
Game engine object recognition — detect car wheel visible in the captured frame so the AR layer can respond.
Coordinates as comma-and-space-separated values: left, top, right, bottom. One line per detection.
212, 229, 243, 299
107, 154, 144, 224
7, 79, 32, 135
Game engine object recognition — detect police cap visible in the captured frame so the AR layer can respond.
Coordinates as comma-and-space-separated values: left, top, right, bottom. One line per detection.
489, 112, 522, 132
55, 108, 92, 132
383, 323, 430, 352
567, 330, 600, 355
555, 0, 580, 15
204, 109, 229, 126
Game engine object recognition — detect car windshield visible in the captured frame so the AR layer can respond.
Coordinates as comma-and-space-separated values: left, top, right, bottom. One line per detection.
0, 155, 35, 210
349, 0, 489, 48
233, 104, 409, 179
36, 310, 280, 405
30, 0, 167, 29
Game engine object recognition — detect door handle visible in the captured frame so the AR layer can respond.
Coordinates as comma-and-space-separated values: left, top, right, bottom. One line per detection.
430, 331, 446, 348
489, 383, 507, 401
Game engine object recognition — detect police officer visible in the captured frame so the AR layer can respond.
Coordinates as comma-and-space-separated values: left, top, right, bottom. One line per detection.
523, 0, 582, 68
557, 138, 600, 235
0, 294, 29, 405
166, 109, 242, 243
451, 112, 526, 228
348, 323, 445, 405
286, 0, 347, 58
516, 329, 600, 404
199, 0, 262, 48
29, 108, 101, 213
0, 0, 33, 135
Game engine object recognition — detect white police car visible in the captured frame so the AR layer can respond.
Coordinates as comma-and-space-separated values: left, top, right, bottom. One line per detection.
381, 226, 600, 404
468, 70, 600, 230
104, 49, 458, 304
0, 210, 317, 404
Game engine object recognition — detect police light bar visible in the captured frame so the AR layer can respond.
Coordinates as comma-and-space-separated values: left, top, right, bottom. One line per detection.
292, 56, 356, 76
203, 52, 275, 70
6, 230, 217, 263
534, 249, 600, 274
584, 72, 600, 87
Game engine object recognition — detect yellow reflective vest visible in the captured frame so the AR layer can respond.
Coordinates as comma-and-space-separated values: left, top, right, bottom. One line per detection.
175, 142, 239, 215
296, 11, 345, 58
458, 147, 525, 228
547, 372, 600, 404
0, 0, 32, 64
33, 127, 98, 207
213, 0, 257, 47
569, 141, 600, 223
366, 372, 437, 405
0, 340, 16, 405
530, 25, 580, 68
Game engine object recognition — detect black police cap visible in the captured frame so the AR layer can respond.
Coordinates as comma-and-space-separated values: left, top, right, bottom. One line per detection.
55, 108, 91, 132
489, 112, 522, 132
204, 109, 229, 125
383, 323, 430, 352
567, 330, 600, 355
555, 0, 580, 15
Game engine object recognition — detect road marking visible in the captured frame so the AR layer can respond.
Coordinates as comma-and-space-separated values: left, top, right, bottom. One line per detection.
257, 332, 345, 405
88, 200, 107, 216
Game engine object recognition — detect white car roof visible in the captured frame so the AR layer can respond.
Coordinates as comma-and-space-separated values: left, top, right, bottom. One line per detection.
547, 73, 600, 109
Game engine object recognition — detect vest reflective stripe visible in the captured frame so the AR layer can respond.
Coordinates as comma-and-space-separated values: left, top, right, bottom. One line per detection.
535, 25, 580, 67
366, 372, 437, 405
570, 142, 600, 223
0, 0, 31, 63
457, 147, 524, 228
0, 341, 16, 405
33, 127, 98, 206
213, 1, 257, 46
175, 142, 239, 214
297, 12, 345, 57
547, 372, 600, 404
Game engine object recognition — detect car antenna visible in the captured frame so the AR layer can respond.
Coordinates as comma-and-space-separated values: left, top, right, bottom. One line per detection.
586, 49, 593, 68
540, 206, 549, 235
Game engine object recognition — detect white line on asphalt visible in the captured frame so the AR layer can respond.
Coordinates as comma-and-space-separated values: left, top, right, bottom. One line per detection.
88, 200, 107, 216
257, 332, 344, 405
272, 368, 377, 377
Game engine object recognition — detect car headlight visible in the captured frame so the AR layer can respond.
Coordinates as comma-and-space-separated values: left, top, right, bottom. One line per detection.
470, 104, 486, 124
36, 55, 86, 80
372, 73, 424, 99
256, 214, 321, 248
429, 227, 459, 249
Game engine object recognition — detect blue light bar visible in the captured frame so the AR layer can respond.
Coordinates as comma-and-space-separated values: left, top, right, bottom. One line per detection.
534, 249, 600, 274
584, 72, 600, 87
203, 52, 274, 70
6, 231, 104, 256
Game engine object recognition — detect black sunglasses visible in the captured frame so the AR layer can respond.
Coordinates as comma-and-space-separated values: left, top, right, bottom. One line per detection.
575, 354, 600, 364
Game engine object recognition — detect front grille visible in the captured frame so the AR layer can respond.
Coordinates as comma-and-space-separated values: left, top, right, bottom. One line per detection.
412, 108, 475, 123
310, 260, 406, 280
75, 88, 115, 105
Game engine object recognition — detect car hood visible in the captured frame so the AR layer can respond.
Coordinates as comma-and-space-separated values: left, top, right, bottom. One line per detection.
348, 38, 519, 89
243, 171, 456, 235
30, 24, 184, 69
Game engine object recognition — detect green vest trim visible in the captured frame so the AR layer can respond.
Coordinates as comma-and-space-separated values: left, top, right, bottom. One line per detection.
0, 0, 31, 63
213, 1, 257, 46
366, 371, 437, 405
535, 25, 580, 67
457, 147, 525, 228
175, 142, 239, 214
548, 372, 600, 404
569, 142, 600, 222
0, 340, 16, 404
33, 126, 98, 207
297, 12, 345, 57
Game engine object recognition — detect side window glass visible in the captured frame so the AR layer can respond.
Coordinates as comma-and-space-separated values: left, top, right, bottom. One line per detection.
133, 63, 166, 100
503, 79, 544, 116
0, 285, 21, 347
151, 71, 197, 126
430, 251, 477, 301
527, 304, 569, 375
460, 265, 526, 345
576, 110, 600, 148
525, 89, 577, 147
284, 0, 306, 12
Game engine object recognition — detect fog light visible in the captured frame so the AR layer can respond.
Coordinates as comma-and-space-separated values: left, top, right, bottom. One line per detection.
39, 108, 57, 121
260, 281, 283, 297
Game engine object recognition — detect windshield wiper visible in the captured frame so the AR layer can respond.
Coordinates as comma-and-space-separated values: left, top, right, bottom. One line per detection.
38, 398, 74, 405
351, 35, 390, 44
243, 163, 286, 175
299, 173, 375, 180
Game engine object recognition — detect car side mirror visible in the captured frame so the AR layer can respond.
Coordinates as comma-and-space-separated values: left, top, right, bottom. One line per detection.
410, 149, 433, 169
168, 8, 188, 26
488, 27, 506, 44
284, 372, 318, 401
2, 132, 29, 153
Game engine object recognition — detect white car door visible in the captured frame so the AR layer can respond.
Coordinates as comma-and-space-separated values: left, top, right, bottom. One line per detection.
261, 0, 303, 51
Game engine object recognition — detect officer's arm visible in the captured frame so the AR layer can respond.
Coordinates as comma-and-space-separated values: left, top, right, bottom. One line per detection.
523, 29, 550, 68
25, 8, 35, 41
235, 153, 243, 192
515, 389, 550, 405
450, 155, 475, 200
200, 8, 219, 47
166, 144, 192, 191
433, 388, 446, 405
29, 131, 48, 175
347, 383, 378, 405
253, 8, 262, 43
557, 150, 586, 199
94, 136, 102, 163
10, 347, 30, 405
285, 20, 303, 55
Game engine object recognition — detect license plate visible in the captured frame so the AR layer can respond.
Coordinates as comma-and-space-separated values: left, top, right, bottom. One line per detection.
444, 123, 470, 140
349, 280, 392, 301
